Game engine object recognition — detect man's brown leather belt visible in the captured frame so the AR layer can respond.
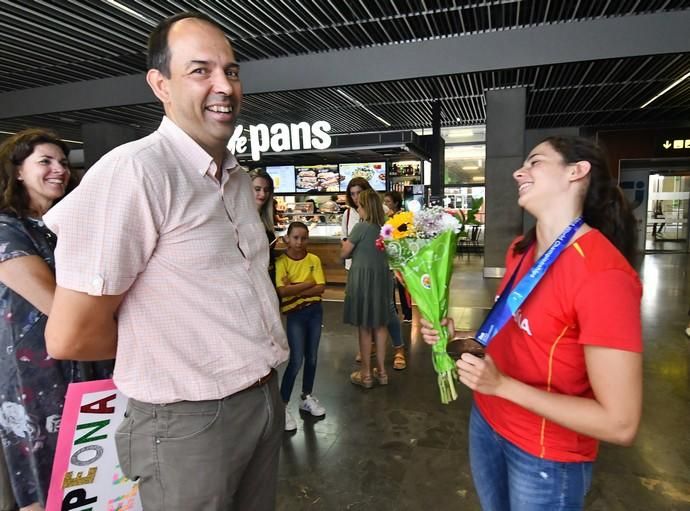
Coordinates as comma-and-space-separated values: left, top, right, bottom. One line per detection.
245, 369, 275, 391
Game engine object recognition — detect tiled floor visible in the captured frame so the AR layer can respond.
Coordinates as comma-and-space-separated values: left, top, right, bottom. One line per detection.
276, 253, 690, 510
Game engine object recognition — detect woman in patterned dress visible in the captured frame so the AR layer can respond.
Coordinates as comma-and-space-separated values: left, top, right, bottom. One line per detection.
0, 129, 78, 511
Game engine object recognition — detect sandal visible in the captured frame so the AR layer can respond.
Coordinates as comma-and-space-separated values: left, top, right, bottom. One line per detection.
350, 370, 374, 389
393, 348, 407, 371
373, 368, 388, 386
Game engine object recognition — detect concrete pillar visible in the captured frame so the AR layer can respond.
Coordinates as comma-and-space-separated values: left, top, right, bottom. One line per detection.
483, 88, 526, 278
81, 122, 138, 171
429, 100, 445, 205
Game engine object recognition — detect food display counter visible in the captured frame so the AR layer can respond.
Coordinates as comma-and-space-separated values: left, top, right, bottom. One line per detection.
276, 212, 348, 284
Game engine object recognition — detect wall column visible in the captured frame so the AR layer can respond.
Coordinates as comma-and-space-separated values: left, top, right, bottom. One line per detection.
483, 88, 526, 278
429, 100, 445, 205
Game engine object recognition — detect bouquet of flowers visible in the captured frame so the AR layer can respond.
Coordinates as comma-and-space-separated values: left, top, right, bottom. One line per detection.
377, 207, 462, 404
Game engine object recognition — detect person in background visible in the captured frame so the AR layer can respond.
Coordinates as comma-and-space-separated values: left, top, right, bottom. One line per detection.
44, 12, 288, 510
422, 136, 642, 510
250, 168, 277, 282
383, 191, 411, 369
275, 222, 326, 432
273, 198, 288, 229
320, 194, 340, 213
305, 198, 322, 223
384, 190, 413, 326
342, 190, 392, 388
0, 129, 77, 511
651, 201, 665, 239
342, 178, 405, 369
341, 177, 369, 254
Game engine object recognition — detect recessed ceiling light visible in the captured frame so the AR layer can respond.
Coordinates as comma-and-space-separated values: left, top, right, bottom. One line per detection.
104, 0, 154, 24
640, 70, 690, 109
336, 89, 391, 127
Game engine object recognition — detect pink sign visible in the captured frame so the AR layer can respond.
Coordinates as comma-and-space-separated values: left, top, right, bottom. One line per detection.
46, 379, 142, 511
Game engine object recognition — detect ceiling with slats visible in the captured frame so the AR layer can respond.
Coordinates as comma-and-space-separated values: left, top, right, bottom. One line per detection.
1, 0, 689, 142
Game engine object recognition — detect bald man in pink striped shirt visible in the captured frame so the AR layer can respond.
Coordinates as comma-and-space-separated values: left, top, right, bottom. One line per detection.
45, 12, 288, 511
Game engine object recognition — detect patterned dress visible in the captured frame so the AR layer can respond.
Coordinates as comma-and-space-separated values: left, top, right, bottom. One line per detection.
0, 213, 75, 507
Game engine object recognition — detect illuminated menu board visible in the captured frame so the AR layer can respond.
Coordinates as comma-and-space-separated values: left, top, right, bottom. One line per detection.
295, 164, 341, 192
266, 165, 296, 193
339, 162, 386, 191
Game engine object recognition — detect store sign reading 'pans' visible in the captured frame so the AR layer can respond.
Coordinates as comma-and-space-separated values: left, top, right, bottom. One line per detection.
228, 121, 332, 161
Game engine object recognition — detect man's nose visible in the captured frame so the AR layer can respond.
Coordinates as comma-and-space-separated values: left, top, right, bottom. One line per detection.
213, 69, 234, 95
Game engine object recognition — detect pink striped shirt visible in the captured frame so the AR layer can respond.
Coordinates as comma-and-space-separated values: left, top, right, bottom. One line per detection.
45, 117, 288, 403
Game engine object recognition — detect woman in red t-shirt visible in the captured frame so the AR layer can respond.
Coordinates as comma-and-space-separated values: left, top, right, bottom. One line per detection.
423, 136, 642, 510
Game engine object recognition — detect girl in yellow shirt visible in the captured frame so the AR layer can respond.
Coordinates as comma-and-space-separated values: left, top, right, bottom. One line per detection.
275, 222, 326, 432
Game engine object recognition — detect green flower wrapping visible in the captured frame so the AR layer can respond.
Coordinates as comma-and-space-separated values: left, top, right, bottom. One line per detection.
383, 229, 459, 404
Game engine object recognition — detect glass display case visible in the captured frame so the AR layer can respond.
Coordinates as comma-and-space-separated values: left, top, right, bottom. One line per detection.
275, 196, 346, 237
277, 213, 343, 238
274, 196, 350, 283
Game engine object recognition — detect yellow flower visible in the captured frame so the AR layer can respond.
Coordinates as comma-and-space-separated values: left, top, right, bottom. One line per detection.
386, 211, 415, 240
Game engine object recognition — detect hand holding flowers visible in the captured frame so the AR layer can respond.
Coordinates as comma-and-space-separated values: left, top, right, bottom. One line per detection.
378, 206, 463, 403
420, 317, 507, 397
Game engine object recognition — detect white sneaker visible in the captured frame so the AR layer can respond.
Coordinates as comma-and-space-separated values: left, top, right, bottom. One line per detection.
284, 408, 297, 432
299, 394, 326, 417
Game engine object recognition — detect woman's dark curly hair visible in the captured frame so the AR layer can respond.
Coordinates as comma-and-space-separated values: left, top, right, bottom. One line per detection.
514, 136, 637, 263
0, 129, 77, 217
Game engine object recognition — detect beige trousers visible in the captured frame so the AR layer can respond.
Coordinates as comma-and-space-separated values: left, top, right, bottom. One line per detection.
115, 374, 283, 511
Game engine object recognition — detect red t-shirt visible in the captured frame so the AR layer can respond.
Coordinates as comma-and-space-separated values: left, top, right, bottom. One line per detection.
474, 229, 642, 462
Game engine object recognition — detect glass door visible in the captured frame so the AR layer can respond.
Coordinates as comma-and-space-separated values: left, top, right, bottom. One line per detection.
646, 174, 690, 252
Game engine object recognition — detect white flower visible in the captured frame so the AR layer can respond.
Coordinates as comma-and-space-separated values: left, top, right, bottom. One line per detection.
0, 402, 35, 439
440, 212, 462, 233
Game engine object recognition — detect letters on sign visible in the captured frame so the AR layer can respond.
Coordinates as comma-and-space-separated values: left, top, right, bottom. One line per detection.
228, 121, 332, 161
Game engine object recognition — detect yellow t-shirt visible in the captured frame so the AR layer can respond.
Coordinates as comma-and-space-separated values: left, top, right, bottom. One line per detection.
275, 252, 326, 313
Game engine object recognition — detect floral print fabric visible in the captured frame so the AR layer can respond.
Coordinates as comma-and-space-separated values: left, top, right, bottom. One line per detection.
0, 214, 73, 507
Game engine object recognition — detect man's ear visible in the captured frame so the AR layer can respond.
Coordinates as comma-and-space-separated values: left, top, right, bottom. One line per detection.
146, 68, 170, 104
569, 160, 592, 182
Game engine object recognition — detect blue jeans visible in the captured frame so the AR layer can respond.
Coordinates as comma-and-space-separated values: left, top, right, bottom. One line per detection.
395, 279, 412, 320
388, 298, 403, 349
280, 302, 323, 403
469, 404, 593, 511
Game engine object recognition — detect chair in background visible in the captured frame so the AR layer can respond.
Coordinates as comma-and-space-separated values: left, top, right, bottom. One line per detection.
457, 224, 483, 257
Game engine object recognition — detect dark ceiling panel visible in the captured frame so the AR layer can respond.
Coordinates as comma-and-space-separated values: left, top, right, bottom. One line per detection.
0, 1, 689, 140
2, 52, 688, 142
2, 0, 690, 90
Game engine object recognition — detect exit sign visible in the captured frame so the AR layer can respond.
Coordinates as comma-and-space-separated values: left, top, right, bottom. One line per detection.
654, 129, 690, 156
661, 139, 690, 150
